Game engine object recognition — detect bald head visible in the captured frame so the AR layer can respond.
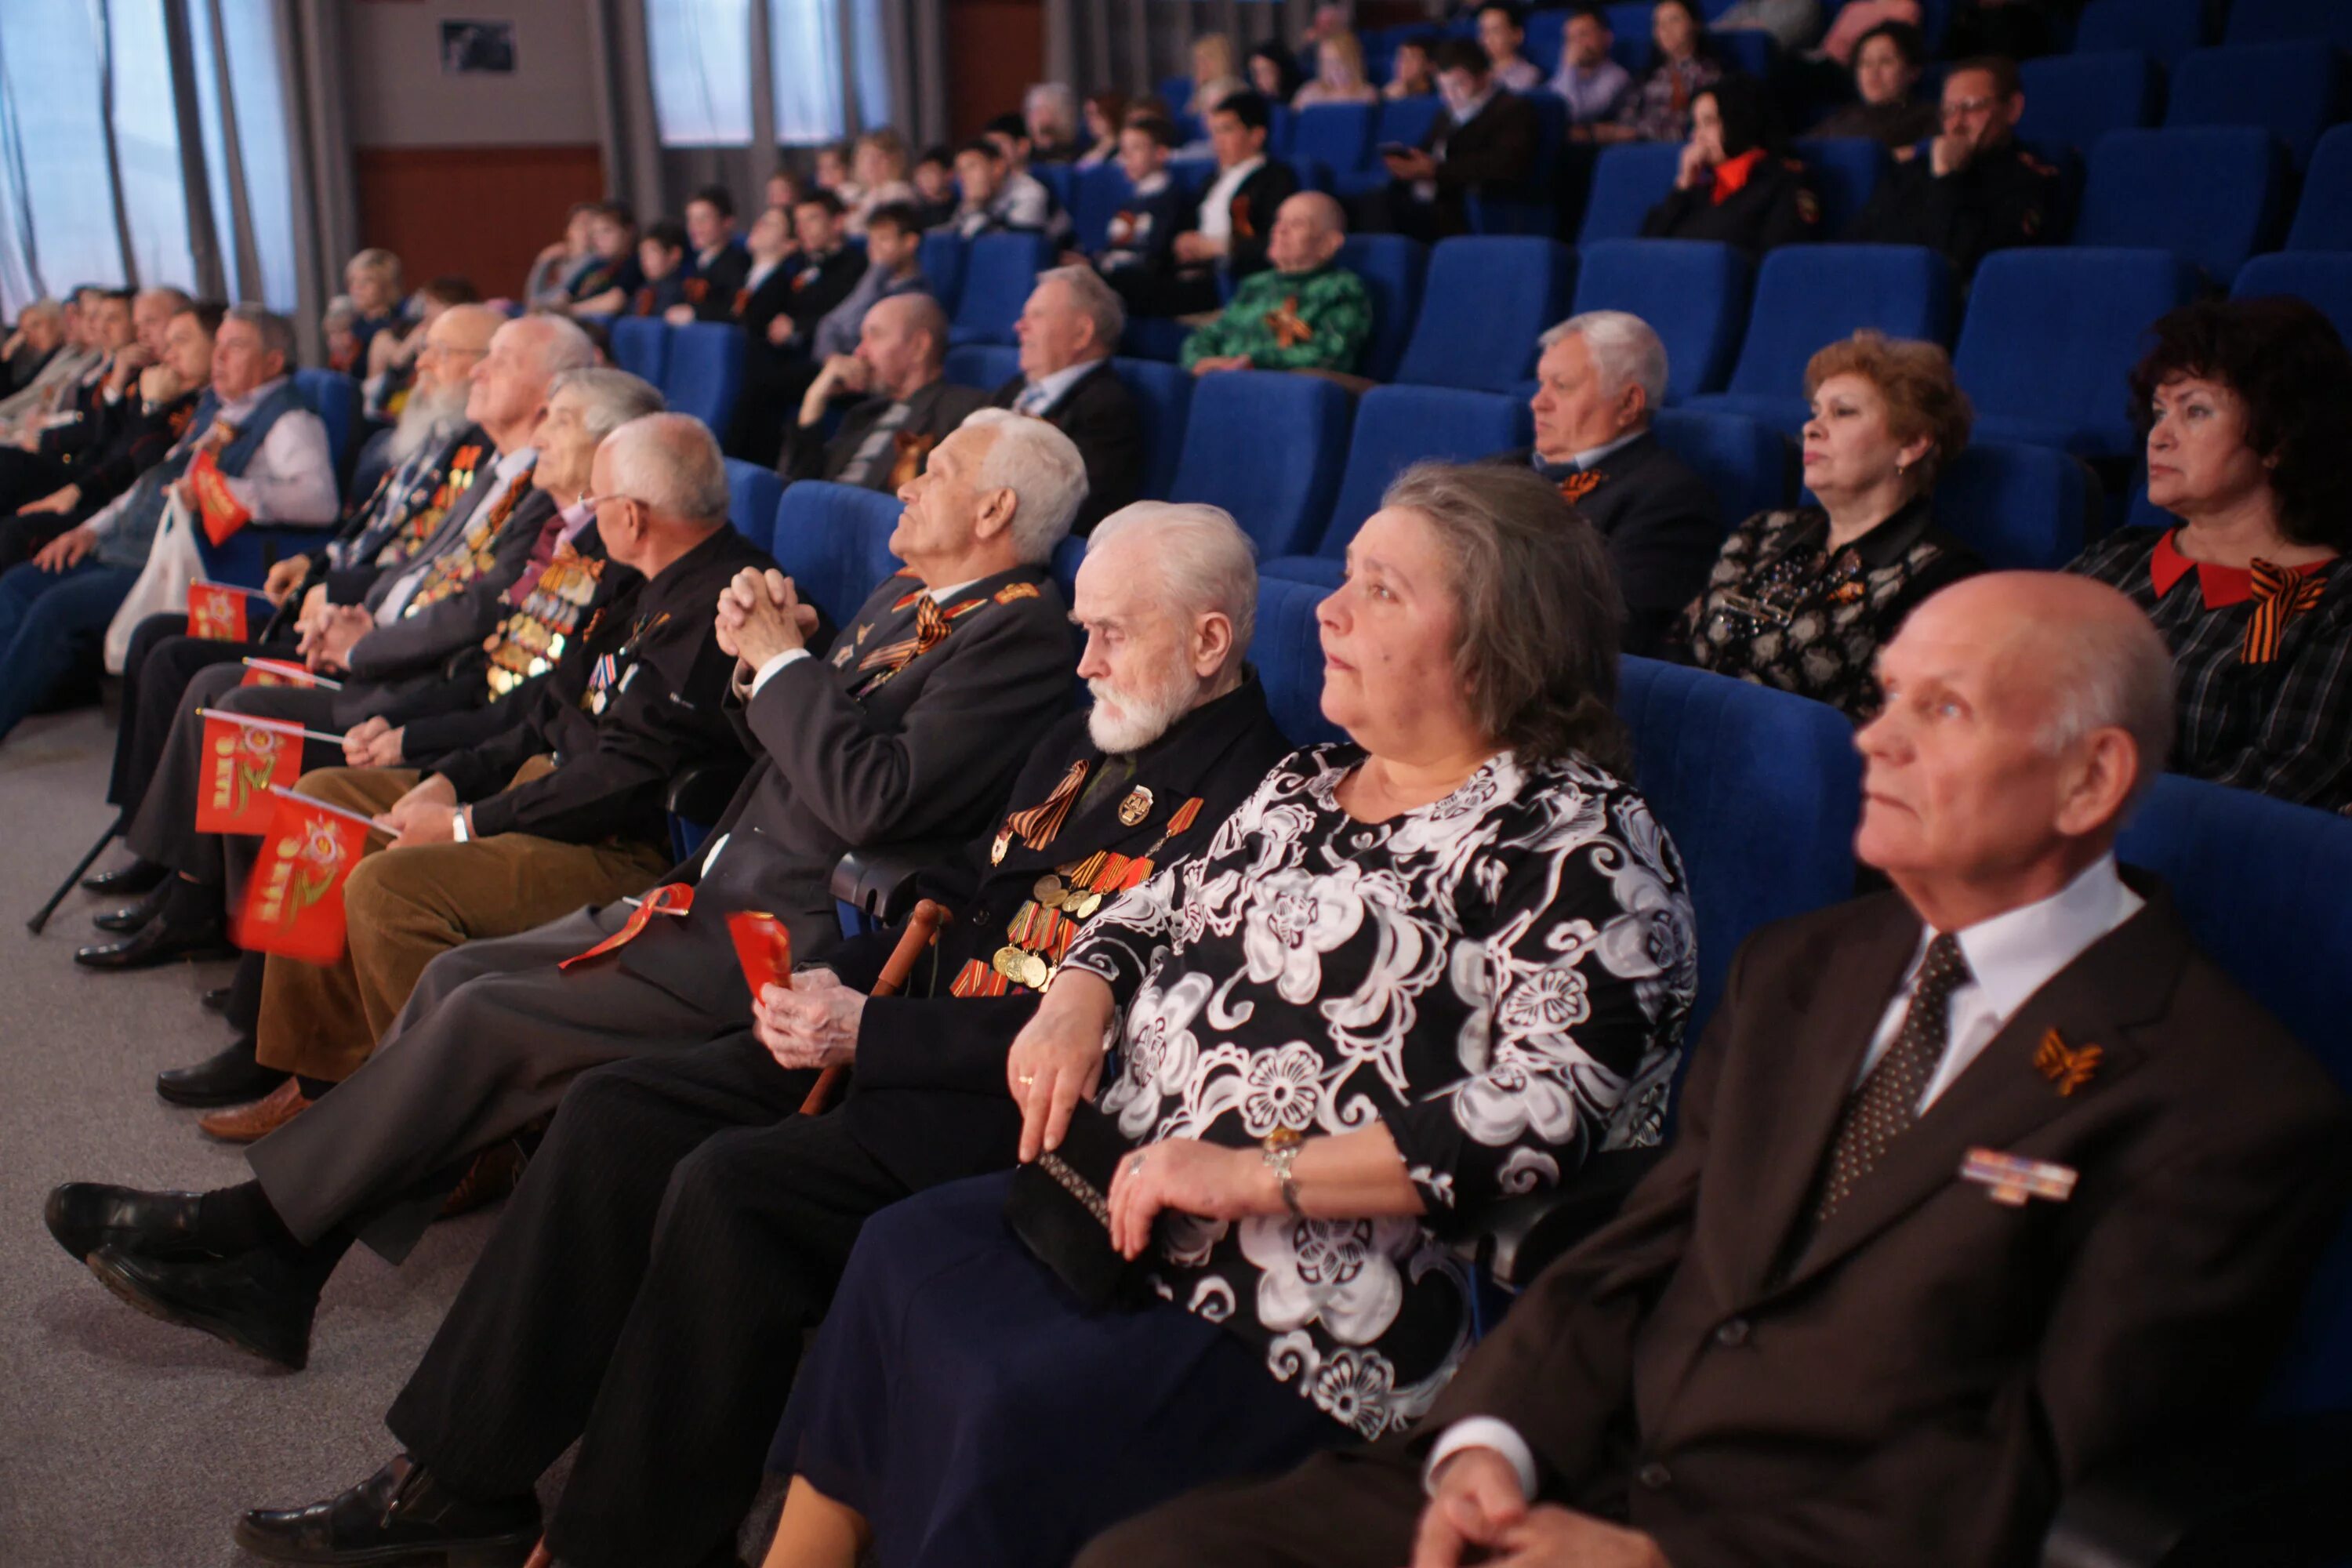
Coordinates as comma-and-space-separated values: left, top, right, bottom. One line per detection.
1270, 191, 1348, 274
590, 412, 731, 578
469, 313, 597, 450
434, 303, 503, 354
856, 292, 951, 399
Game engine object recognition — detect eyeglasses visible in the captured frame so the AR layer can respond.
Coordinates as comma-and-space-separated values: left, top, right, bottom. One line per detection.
1941, 95, 1999, 119
580, 492, 643, 517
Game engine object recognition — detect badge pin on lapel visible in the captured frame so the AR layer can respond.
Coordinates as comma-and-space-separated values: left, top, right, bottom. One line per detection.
1962, 1148, 2079, 1207
2033, 1027, 2102, 1096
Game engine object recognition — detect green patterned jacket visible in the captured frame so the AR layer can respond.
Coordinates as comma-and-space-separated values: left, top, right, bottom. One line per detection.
1178, 263, 1374, 374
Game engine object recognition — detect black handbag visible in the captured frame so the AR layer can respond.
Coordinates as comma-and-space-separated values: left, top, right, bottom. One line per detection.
1002, 1101, 1152, 1312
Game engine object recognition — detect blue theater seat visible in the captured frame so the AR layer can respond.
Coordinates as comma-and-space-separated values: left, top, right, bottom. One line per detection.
1168, 371, 1352, 557
942, 343, 1019, 394
918, 230, 966, 314
2072, 126, 2289, 281
1106, 357, 1192, 499
2165, 42, 2350, 169
1571, 239, 1752, 405
292, 369, 359, 488
662, 321, 746, 433
1579, 142, 1682, 243
1933, 441, 2096, 572
1334, 97, 1446, 200
1687, 244, 1957, 434
2016, 51, 2164, 158
1651, 407, 1792, 531
1603, 3, 1655, 72
2223, 0, 2352, 51
2074, 0, 2210, 64
1263, 385, 1530, 586
1337, 233, 1428, 383
767, 479, 906, 626
1069, 162, 1129, 254
1705, 27, 1777, 82
1248, 575, 1344, 749
1290, 103, 1377, 182
1525, 7, 1570, 75
1790, 137, 1886, 235
2233, 251, 2352, 342
724, 458, 783, 549
1468, 92, 1570, 236
949, 232, 1052, 347
2288, 125, 2352, 249
1394, 237, 1575, 393
1955, 248, 2200, 458
608, 316, 669, 385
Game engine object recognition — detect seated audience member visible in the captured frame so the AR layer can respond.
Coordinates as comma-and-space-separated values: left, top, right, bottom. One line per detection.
725, 194, 866, 468
1190, 32, 1247, 115
322, 297, 361, 375
0, 306, 336, 750
992, 267, 1145, 533
765, 169, 801, 214
1181, 193, 1372, 378
1087, 116, 1187, 279
2068, 296, 2352, 814
1025, 82, 1083, 162
1496, 311, 1722, 656
341, 249, 405, 365
844, 130, 920, 235
1247, 42, 1305, 104
1550, 5, 1635, 135
908, 147, 961, 230
1477, 3, 1547, 91
631, 221, 691, 317
1088, 570, 2352, 1568
757, 462, 1695, 1568
1385, 33, 1438, 100
0, 288, 135, 518
676, 183, 751, 322
566, 203, 646, 315
1614, 0, 1723, 143
1374, 42, 1541, 241
1680, 331, 1982, 720
1712, 0, 1824, 48
814, 143, 857, 203
942, 137, 1058, 240
1292, 31, 1380, 107
525, 203, 601, 307
784, 294, 986, 492
208, 503, 1290, 1568
1073, 91, 1128, 165
811, 203, 931, 363
1844, 56, 2063, 278
1812, 0, 1921, 66
1641, 76, 1821, 256
2, 298, 66, 394
1109, 92, 1298, 317
0, 285, 104, 432
1808, 20, 1939, 147
45, 411, 1092, 1368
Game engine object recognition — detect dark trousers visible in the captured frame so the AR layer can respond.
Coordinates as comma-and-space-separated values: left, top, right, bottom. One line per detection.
386, 1036, 865, 1568
126, 661, 343, 892
1074, 1443, 1427, 1568
0, 557, 139, 744
1109, 267, 1222, 319
0, 510, 74, 575
108, 616, 263, 811
0, 447, 71, 517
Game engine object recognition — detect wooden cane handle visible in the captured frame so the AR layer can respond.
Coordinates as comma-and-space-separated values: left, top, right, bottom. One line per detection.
797, 898, 950, 1115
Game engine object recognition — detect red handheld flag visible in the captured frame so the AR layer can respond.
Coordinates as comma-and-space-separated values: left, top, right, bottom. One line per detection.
187, 581, 249, 643
726, 911, 794, 999
194, 713, 303, 834
187, 448, 252, 546
234, 791, 371, 964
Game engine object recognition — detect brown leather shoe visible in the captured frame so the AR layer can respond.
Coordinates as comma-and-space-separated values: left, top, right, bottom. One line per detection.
198, 1076, 310, 1143
440, 1140, 528, 1219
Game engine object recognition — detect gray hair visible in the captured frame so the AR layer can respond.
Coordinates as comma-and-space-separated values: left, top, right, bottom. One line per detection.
550, 366, 666, 442
601, 412, 730, 524
321, 294, 358, 331
17, 298, 63, 327
225, 304, 296, 365
962, 407, 1087, 563
1087, 502, 1259, 657
2034, 610, 2178, 815
508, 312, 598, 381
1035, 265, 1124, 360
1025, 82, 1080, 132
1540, 310, 1668, 419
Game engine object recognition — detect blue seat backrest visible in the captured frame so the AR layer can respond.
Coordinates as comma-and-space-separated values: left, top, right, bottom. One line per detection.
919, 230, 967, 314
1396, 237, 1575, 393
1337, 233, 1428, 383
1603, 2, 1656, 72
1706, 27, 1776, 80
2074, 0, 2209, 63
2288, 125, 2352, 250
2232, 252, 2352, 343
942, 343, 1020, 395
1579, 142, 1682, 243
1070, 162, 1131, 254
1291, 103, 1377, 176
950, 232, 1054, 346
1650, 407, 1791, 532
724, 459, 783, 549
1616, 656, 1861, 1042
2114, 774, 2352, 1412
608, 316, 669, 385
768, 479, 906, 626
662, 321, 746, 433
1033, 162, 1075, 216
1247, 576, 1345, 749
1572, 239, 1752, 404
292, 369, 359, 488
1374, 94, 1444, 154
1933, 441, 2092, 572
1313, 386, 1530, 562
1525, 7, 1570, 75
2018, 50, 2165, 157
2224, 0, 2352, 50
1790, 137, 1887, 236
1724, 243, 1957, 399
2165, 42, 2349, 168
1167, 156, 1218, 200
1107, 357, 1193, 500
2074, 125, 2288, 281
1169, 371, 1354, 557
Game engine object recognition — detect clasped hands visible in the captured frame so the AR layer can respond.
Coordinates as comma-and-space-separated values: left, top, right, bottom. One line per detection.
372, 773, 464, 850
343, 715, 405, 768
297, 597, 374, 673
713, 567, 819, 677
1416, 1449, 1671, 1568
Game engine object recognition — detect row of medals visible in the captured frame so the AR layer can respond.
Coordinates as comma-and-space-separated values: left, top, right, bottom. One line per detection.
485, 548, 601, 698
993, 848, 1153, 993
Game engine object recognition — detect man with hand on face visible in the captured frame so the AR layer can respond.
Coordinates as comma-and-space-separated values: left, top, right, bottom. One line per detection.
1843, 55, 2063, 278
45, 409, 1088, 1377
1180, 191, 1372, 377
990, 267, 1144, 535
782, 293, 986, 493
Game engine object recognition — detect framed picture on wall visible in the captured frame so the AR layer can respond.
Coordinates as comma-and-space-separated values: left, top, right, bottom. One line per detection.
440, 19, 517, 74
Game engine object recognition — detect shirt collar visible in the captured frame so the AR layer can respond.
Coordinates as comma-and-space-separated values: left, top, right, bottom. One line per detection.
1026, 356, 1101, 408
922, 575, 981, 604
557, 498, 596, 541
218, 374, 290, 422
490, 445, 538, 481
2148, 527, 2331, 609
1133, 170, 1171, 197
1568, 427, 1647, 470
1449, 87, 1500, 125
1210, 154, 1266, 192
1919, 854, 2144, 1025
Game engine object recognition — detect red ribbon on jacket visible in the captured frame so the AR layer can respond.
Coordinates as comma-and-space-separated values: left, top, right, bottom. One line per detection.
559, 883, 695, 969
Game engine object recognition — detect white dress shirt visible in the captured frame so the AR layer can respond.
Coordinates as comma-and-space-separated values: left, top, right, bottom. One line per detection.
374, 445, 536, 622
1195, 155, 1266, 250
1421, 855, 2145, 1502
1566, 427, 1649, 472
85, 375, 339, 542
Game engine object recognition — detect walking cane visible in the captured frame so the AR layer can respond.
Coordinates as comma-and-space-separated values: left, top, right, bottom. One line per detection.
798, 898, 949, 1116
27, 820, 120, 935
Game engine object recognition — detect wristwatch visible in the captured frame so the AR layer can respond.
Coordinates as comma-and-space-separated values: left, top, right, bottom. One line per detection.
1261, 1127, 1305, 1218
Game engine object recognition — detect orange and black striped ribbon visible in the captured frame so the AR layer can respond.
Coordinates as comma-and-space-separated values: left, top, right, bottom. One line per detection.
2242, 559, 2327, 666
1002, 758, 1089, 855
858, 593, 959, 675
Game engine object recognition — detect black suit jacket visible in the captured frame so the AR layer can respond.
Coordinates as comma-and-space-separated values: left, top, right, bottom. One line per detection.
989, 362, 1145, 535
1413, 880, 2352, 1568
1417, 91, 1541, 234
1842, 140, 2066, 278
1641, 157, 1822, 257
1219, 161, 1302, 282
685, 241, 753, 322
827, 678, 1292, 1191
1097, 178, 1193, 278
1490, 434, 1724, 658
778, 376, 991, 492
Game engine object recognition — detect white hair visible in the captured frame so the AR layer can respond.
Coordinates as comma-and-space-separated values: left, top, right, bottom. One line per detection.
601, 412, 730, 524
551, 366, 666, 442
961, 407, 1087, 563
1087, 502, 1258, 659
1035, 265, 1125, 359
508, 312, 598, 382
1025, 82, 1079, 132
2034, 610, 2178, 815
1540, 310, 1668, 417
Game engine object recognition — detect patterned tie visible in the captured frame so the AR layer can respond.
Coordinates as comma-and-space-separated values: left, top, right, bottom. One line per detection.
2241, 559, 2328, 666
1014, 382, 1052, 416
1812, 932, 1972, 1225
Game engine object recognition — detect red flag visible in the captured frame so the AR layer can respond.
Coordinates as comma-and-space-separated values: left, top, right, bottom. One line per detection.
194, 713, 303, 834
726, 911, 794, 999
187, 447, 252, 546
241, 659, 312, 689
234, 793, 370, 964
187, 581, 249, 642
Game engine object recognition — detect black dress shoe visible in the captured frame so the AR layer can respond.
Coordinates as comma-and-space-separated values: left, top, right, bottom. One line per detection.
74, 911, 234, 970
92, 881, 169, 934
157, 1037, 286, 1108
201, 985, 232, 1014
85, 1243, 318, 1370
82, 858, 166, 896
234, 1455, 539, 1564
44, 1182, 217, 1265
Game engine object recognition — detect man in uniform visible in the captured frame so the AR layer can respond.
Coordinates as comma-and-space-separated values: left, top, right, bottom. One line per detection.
779, 294, 987, 494
1179, 192, 1374, 379
1843, 55, 2064, 278
45, 408, 1091, 1371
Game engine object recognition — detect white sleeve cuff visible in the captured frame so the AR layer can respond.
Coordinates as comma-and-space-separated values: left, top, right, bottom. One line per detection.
1422, 1417, 1538, 1502
749, 646, 811, 697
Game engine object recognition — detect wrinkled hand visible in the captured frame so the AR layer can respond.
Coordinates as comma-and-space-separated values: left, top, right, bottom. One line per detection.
1413, 1449, 1531, 1568
295, 583, 332, 636
1189, 354, 1250, 376
713, 567, 813, 670
375, 775, 460, 848
1105, 1138, 1267, 1259
1007, 970, 1116, 1161
1929, 131, 1971, 177
343, 716, 405, 768
263, 555, 311, 607
107, 345, 154, 394
1171, 231, 1219, 265
139, 363, 184, 405
34, 525, 96, 572
1443, 1504, 1670, 1568
302, 604, 373, 673
21, 484, 78, 516
751, 967, 866, 1070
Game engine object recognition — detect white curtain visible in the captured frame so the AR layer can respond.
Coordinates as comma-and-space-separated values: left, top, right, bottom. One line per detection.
0, 3, 123, 308
108, 0, 198, 293
648, 0, 757, 147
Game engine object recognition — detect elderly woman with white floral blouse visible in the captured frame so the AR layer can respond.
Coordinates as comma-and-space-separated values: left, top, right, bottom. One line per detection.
757, 463, 1698, 1568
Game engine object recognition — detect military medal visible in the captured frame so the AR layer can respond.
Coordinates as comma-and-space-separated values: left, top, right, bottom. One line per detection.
1033, 874, 1065, 908
1117, 786, 1153, 826
2032, 1028, 2101, 1096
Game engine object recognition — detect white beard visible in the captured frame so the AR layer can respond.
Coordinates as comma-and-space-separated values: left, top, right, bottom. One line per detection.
1087, 673, 1202, 755
386, 382, 470, 463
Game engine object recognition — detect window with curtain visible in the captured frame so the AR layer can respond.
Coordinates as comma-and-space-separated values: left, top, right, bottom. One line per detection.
649, 0, 756, 147
0, 2, 124, 302
768, 0, 896, 144
187, 0, 299, 311
107, 0, 195, 294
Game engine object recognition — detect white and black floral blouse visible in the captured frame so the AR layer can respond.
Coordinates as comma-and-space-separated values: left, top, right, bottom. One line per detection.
1062, 743, 1697, 1441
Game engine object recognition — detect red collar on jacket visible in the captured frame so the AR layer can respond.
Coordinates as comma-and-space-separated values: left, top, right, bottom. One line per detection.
2150, 528, 2330, 608
1709, 147, 1766, 205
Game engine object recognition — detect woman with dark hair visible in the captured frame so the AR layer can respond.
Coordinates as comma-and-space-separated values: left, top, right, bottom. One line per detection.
1615, 0, 1722, 143
1074, 91, 1130, 166
1809, 20, 1940, 146
1383, 32, 1439, 99
2068, 296, 2352, 812
1640, 74, 1820, 254
753, 463, 1697, 1568
1247, 42, 1304, 104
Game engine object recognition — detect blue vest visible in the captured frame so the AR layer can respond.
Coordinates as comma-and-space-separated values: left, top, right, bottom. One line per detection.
99, 379, 307, 568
